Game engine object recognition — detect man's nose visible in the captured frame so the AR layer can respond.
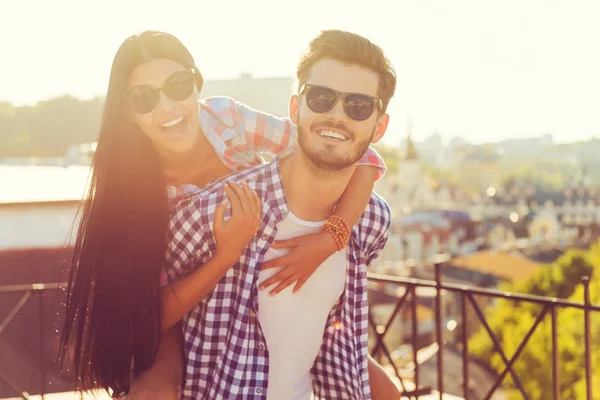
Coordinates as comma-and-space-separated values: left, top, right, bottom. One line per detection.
325, 97, 348, 122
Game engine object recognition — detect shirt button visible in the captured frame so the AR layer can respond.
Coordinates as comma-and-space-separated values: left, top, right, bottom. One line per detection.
256, 388, 263, 394
279, 208, 286, 215
258, 343, 265, 350
261, 234, 268, 241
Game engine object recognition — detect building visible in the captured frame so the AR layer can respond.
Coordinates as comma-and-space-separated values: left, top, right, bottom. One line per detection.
201, 73, 295, 118
452, 145, 503, 194
374, 210, 483, 272
472, 178, 600, 246
375, 133, 470, 216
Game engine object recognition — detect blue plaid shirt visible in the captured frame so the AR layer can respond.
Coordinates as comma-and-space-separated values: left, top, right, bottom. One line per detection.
165, 158, 391, 399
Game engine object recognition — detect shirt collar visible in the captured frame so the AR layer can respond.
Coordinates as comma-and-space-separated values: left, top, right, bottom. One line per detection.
262, 157, 289, 224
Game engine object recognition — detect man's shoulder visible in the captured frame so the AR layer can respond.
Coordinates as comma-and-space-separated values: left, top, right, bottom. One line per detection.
173, 162, 273, 211
354, 191, 392, 242
363, 191, 392, 225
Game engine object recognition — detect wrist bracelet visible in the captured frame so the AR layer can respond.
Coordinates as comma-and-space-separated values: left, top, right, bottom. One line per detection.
322, 215, 351, 251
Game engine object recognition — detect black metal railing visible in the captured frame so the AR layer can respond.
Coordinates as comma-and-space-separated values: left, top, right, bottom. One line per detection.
0, 282, 68, 399
1, 258, 598, 400
367, 256, 599, 400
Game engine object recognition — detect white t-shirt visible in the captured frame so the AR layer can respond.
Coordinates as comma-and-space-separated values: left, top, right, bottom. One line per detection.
257, 211, 347, 400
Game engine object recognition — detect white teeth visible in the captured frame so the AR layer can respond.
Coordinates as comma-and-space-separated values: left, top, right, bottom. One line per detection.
319, 130, 347, 141
162, 117, 184, 128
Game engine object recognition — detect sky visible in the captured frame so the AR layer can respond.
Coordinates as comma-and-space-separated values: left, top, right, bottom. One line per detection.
1, 0, 599, 146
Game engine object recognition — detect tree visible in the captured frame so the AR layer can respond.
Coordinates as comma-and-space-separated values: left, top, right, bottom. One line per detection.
469, 242, 600, 399
0, 96, 103, 158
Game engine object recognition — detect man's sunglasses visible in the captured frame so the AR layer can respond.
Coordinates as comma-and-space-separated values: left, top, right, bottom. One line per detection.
124, 70, 196, 114
300, 84, 383, 121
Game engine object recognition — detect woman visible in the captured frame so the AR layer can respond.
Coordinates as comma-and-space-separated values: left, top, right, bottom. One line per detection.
59, 30, 387, 398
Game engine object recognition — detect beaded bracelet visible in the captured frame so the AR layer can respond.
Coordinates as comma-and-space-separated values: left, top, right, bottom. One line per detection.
322, 215, 351, 251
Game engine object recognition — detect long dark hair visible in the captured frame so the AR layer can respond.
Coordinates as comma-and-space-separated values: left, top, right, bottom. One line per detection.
59, 31, 204, 395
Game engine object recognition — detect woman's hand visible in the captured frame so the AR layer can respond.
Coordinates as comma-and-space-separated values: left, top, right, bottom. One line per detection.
213, 181, 262, 264
161, 183, 261, 331
259, 231, 338, 295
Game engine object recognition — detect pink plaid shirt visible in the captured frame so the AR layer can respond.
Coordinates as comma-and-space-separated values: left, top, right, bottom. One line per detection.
166, 96, 387, 200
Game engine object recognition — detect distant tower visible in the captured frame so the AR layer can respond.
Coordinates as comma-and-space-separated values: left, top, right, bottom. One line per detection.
401, 117, 421, 182
581, 164, 592, 187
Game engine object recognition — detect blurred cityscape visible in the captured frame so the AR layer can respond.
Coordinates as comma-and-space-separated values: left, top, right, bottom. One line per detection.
1, 74, 599, 399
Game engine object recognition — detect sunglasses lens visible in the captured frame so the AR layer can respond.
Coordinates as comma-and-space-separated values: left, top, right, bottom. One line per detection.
164, 72, 195, 101
344, 95, 375, 121
128, 88, 159, 114
306, 86, 337, 113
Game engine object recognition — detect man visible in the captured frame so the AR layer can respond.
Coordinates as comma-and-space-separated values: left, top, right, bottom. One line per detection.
165, 30, 400, 399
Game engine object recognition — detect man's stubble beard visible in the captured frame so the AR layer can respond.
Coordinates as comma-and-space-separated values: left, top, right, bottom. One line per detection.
296, 113, 375, 172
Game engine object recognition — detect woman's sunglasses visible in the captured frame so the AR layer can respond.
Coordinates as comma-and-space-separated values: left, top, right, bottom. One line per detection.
124, 70, 196, 114
300, 84, 383, 121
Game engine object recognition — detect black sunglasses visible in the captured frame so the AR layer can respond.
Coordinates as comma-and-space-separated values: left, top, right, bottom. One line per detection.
300, 84, 383, 121
124, 70, 196, 114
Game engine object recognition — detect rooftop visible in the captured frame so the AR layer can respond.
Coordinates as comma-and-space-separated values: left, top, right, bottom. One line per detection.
450, 250, 542, 282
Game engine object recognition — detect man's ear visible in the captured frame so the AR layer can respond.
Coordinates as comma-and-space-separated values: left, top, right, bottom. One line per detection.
289, 94, 300, 126
371, 113, 390, 144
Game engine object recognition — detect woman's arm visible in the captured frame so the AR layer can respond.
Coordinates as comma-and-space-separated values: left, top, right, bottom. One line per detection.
232, 99, 387, 180
259, 165, 380, 294
162, 251, 237, 331
335, 164, 379, 227
161, 181, 262, 331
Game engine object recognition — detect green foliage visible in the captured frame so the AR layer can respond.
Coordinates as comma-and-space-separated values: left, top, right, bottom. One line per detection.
469, 242, 600, 399
0, 96, 104, 158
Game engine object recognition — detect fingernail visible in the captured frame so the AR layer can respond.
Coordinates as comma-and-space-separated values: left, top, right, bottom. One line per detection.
259, 285, 265, 290
269, 292, 276, 297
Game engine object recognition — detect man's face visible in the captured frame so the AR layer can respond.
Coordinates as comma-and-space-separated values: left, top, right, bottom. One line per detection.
290, 58, 389, 171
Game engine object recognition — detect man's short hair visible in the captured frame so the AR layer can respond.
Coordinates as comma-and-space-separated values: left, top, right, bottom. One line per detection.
297, 29, 397, 112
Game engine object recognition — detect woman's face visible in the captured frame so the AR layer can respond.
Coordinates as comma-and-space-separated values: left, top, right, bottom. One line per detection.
124, 59, 201, 157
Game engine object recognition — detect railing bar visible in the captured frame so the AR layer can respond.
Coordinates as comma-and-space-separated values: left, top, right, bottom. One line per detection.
0, 282, 66, 293
551, 305, 560, 400
3, 278, 599, 311
368, 274, 600, 312
462, 292, 470, 400
411, 287, 420, 397
0, 369, 29, 399
434, 264, 444, 399
379, 327, 408, 393
38, 292, 46, 399
367, 313, 408, 393
483, 305, 549, 400
372, 289, 411, 356
467, 293, 530, 399
0, 291, 32, 335
368, 314, 383, 358
583, 277, 592, 400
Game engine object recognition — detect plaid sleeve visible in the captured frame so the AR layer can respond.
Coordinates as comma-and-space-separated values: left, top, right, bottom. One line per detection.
357, 146, 387, 181
232, 100, 296, 156
163, 197, 214, 285
358, 193, 392, 266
